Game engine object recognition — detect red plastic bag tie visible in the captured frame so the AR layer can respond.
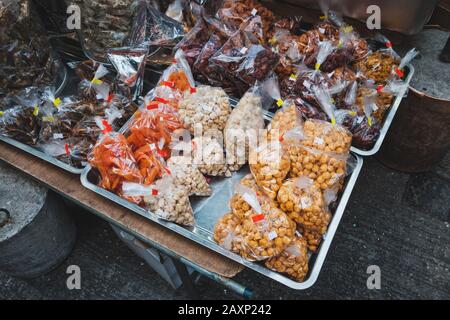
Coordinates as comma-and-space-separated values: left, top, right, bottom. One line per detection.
252, 214, 265, 224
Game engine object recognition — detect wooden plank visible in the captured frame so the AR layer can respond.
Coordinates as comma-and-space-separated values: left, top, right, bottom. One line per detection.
0, 141, 244, 278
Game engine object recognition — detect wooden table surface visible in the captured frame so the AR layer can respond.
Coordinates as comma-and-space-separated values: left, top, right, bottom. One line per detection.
0, 141, 244, 279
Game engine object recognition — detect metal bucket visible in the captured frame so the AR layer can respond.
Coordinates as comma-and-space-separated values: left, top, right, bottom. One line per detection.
377, 88, 450, 173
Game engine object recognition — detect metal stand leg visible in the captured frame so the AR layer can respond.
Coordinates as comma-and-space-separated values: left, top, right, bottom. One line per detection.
173, 259, 200, 299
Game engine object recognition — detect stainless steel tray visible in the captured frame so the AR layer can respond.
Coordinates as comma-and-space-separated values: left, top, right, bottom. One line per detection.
350, 64, 415, 156
80, 100, 364, 289
81, 156, 363, 290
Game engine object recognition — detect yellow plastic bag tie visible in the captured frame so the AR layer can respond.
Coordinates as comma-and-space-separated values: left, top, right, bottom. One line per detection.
276, 99, 284, 108
349, 111, 357, 117
289, 74, 297, 81
331, 116, 336, 125
315, 63, 321, 70
368, 116, 373, 127
0, 111, 4, 117
53, 98, 62, 108
33, 106, 39, 117
91, 78, 103, 85
268, 37, 277, 46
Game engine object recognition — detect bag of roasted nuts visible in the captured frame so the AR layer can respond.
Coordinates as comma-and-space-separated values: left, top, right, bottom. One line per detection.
236, 205, 296, 262
265, 234, 309, 282
225, 75, 281, 170
192, 130, 233, 177
178, 85, 232, 134
167, 156, 212, 197
277, 176, 331, 233
230, 174, 278, 220
249, 141, 291, 200
214, 212, 242, 253
122, 175, 195, 227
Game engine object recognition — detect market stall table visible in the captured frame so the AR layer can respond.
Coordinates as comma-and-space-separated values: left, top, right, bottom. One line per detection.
0, 141, 249, 297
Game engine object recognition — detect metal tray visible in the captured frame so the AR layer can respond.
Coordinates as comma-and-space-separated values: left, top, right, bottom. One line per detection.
350, 65, 415, 156
80, 100, 364, 289
81, 156, 363, 290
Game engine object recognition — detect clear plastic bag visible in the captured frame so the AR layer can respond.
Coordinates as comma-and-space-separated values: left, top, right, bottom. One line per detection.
140, 4, 185, 48
225, 76, 279, 170
107, 47, 148, 101
230, 174, 277, 220
72, 0, 141, 62
155, 49, 196, 102
0, 0, 65, 96
216, 0, 275, 37
178, 86, 232, 134
265, 234, 309, 282
210, 15, 279, 87
277, 177, 331, 232
126, 104, 184, 158
123, 175, 195, 226
0, 105, 41, 146
249, 141, 291, 200
88, 132, 143, 203
237, 204, 296, 262
167, 156, 212, 197
174, 17, 211, 67
213, 212, 242, 252
192, 130, 232, 177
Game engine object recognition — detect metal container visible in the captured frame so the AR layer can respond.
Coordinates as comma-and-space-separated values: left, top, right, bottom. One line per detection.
351, 65, 415, 156
277, 0, 439, 35
378, 87, 450, 172
81, 155, 363, 290
80, 99, 364, 289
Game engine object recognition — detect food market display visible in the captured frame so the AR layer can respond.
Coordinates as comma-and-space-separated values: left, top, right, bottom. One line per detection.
0, 0, 419, 285
0, 0, 64, 97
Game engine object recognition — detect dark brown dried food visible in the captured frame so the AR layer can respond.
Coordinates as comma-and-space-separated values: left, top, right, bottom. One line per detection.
0, 106, 41, 145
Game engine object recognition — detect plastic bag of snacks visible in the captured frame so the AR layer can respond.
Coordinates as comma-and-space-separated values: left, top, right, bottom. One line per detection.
71, 0, 141, 62
210, 15, 279, 86
174, 17, 211, 67
236, 204, 296, 262
132, 143, 168, 186
277, 177, 331, 233
192, 130, 232, 177
139, 5, 185, 48
213, 212, 242, 253
192, 17, 236, 86
216, 0, 274, 37
298, 217, 331, 253
167, 157, 212, 197
230, 174, 278, 220
0, 0, 64, 96
283, 122, 350, 191
155, 49, 196, 103
89, 132, 143, 204
123, 176, 195, 227
77, 64, 111, 102
0, 104, 41, 146
107, 47, 148, 101
38, 99, 86, 145
265, 234, 309, 282
127, 104, 185, 158
225, 76, 280, 170
249, 141, 291, 200
268, 100, 303, 141
178, 86, 232, 134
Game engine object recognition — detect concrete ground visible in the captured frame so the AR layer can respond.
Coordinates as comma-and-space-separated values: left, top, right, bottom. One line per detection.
0, 154, 449, 300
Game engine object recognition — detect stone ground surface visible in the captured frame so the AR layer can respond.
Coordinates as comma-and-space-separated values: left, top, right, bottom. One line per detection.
0, 154, 449, 300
